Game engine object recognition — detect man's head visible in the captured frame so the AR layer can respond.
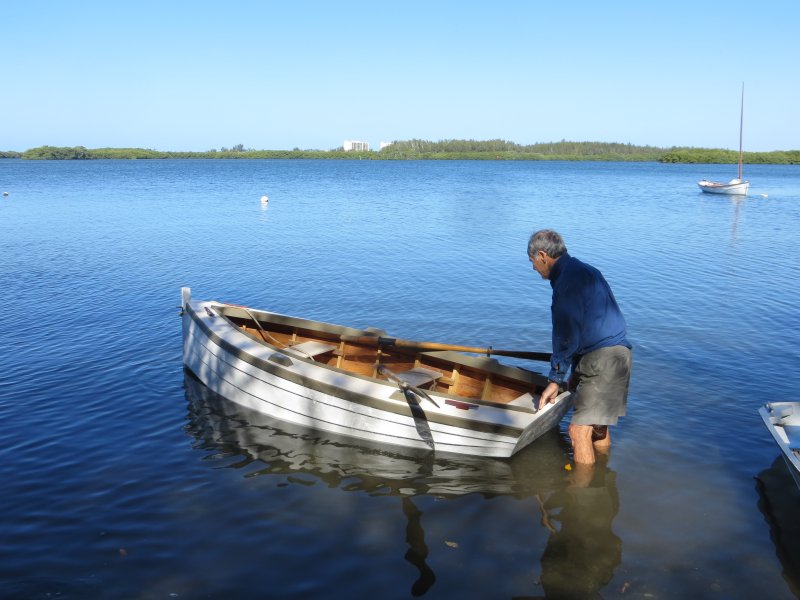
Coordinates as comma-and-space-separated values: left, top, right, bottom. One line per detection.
527, 229, 566, 280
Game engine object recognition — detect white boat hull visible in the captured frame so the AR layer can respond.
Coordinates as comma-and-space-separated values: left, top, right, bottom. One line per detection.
184, 371, 570, 496
181, 290, 572, 458
698, 179, 749, 195
760, 402, 800, 490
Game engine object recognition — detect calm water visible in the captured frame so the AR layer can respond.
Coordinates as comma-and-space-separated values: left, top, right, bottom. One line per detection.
1, 158, 799, 599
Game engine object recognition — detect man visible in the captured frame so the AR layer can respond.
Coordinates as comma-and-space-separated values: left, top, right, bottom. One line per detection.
528, 229, 632, 464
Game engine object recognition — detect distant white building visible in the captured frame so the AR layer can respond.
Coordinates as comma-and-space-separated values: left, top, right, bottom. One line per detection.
379, 141, 393, 150
343, 140, 370, 152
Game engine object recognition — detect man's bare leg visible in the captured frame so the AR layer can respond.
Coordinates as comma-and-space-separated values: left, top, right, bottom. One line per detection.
568, 423, 595, 464
592, 425, 611, 450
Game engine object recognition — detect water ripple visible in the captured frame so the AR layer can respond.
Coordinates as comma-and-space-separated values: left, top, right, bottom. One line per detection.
1, 159, 799, 599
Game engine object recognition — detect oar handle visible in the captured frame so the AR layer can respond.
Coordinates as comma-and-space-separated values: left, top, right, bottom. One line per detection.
340, 335, 396, 346
485, 349, 552, 362
339, 335, 551, 362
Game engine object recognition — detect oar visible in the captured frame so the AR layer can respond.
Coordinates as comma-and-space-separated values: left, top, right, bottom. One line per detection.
340, 335, 551, 362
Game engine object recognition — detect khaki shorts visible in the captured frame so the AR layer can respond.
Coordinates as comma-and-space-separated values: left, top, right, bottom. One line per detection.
570, 346, 632, 426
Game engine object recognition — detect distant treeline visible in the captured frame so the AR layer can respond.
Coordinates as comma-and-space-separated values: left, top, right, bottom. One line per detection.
659, 147, 800, 164
379, 139, 667, 161
16, 146, 370, 161
5, 141, 800, 164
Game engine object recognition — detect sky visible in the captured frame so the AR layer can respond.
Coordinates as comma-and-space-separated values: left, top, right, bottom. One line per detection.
2, 0, 798, 152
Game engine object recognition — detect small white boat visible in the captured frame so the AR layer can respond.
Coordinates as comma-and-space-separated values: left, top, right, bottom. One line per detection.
759, 401, 800, 490
180, 287, 572, 458
698, 178, 750, 195
698, 83, 749, 196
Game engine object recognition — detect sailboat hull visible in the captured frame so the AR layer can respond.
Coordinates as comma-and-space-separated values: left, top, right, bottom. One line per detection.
698, 179, 749, 195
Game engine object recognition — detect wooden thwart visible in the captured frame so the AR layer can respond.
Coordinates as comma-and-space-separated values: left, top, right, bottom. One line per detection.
283, 341, 338, 359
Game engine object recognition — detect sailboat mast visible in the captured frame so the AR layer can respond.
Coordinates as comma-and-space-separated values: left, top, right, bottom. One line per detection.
738, 82, 744, 180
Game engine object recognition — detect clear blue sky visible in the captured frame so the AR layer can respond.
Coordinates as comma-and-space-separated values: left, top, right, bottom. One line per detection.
3, 1, 798, 152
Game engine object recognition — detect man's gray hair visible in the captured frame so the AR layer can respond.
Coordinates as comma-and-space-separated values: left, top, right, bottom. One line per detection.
527, 229, 567, 258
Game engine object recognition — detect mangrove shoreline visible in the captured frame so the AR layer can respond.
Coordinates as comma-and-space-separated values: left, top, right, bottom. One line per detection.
2, 140, 799, 164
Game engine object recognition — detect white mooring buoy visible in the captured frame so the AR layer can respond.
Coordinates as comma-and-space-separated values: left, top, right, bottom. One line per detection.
260, 195, 269, 205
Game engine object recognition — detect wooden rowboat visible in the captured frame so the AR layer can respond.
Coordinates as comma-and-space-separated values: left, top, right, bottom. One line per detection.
180, 287, 572, 458
760, 402, 800, 491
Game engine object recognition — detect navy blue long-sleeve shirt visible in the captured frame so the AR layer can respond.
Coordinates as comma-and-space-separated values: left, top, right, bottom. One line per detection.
547, 253, 630, 384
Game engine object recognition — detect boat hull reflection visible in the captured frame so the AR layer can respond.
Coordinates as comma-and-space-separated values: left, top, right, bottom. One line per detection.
183, 371, 624, 598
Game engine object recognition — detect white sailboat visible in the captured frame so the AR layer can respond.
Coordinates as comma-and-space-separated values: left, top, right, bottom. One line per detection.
698, 84, 749, 196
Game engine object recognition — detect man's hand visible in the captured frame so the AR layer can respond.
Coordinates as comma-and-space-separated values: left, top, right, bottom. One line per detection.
538, 381, 560, 410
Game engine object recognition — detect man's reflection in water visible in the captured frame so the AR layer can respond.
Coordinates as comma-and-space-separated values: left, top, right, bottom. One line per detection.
402, 496, 436, 596
536, 455, 621, 599
756, 456, 800, 596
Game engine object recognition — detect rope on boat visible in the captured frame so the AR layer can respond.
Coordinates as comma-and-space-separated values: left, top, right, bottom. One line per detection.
229, 304, 322, 359
216, 302, 287, 348
240, 307, 286, 348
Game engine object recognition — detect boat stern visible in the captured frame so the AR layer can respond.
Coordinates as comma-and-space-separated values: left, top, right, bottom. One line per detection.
511, 391, 573, 455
